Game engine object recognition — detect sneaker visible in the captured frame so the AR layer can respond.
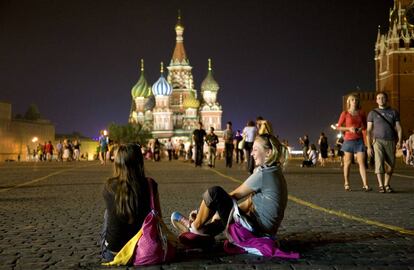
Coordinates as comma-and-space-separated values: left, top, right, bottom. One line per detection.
171, 212, 190, 233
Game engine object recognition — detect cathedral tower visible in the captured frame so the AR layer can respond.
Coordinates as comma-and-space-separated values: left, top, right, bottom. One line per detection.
167, 13, 199, 130
129, 59, 152, 125
200, 59, 222, 132
152, 62, 174, 138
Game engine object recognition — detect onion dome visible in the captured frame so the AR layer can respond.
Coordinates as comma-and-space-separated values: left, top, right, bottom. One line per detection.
152, 62, 173, 96
183, 92, 200, 109
144, 95, 155, 111
201, 59, 219, 92
131, 59, 152, 98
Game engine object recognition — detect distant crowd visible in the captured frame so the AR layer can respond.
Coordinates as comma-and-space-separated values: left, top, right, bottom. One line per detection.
26, 139, 84, 162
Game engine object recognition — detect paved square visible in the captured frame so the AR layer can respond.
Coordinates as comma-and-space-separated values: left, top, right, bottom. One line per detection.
0, 159, 413, 269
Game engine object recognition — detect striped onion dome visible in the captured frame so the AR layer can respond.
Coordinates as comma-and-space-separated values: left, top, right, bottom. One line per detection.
152, 62, 172, 96
131, 59, 152, 98
201, 58, 219, 93
183, 92, 200, 109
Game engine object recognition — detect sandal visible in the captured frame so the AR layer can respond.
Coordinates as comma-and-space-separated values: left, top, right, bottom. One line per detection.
385, 185, 394, 193
378, 186, 385, 193
362, 186, 372, 192
344, 185, 351, 192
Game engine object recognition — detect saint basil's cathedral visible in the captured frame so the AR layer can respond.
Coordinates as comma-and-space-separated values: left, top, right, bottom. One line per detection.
128, 15, 223, 142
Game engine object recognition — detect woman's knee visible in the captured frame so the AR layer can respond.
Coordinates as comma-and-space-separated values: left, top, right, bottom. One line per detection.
202, 186, 231, 209
203, 186, 226, 202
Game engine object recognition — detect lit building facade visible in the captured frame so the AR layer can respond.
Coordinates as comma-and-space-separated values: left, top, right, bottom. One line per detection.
129, 15, 223, 142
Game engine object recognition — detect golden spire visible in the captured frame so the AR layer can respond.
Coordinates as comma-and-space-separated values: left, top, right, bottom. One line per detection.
160, 62, 164, 74
140, 59, 144, 72
208, 58, 212, 71
176, 9, 184, 30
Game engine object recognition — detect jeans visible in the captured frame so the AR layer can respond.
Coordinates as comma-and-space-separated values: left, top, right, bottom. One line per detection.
245, 142, 255, 174
225, 143, 234, 168
195, 144, 204, 166
208, 146, 217, 167
236, 148, 244, 163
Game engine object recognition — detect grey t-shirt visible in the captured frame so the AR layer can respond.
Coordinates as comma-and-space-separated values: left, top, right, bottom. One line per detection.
367, 107, 400, 140
244, 165, 287, 236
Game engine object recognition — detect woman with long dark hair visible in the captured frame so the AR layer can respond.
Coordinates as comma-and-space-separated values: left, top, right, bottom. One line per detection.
100, 144, 161, 261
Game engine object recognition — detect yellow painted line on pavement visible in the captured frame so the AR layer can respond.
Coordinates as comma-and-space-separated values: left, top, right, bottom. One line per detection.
0, 163, 98, 193
209, 168, 414, 236
287, 196, 414, 236
392, 173, 414, 179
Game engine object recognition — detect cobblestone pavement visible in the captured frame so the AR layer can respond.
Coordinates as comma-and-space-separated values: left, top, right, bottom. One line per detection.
0, 159, 413, 270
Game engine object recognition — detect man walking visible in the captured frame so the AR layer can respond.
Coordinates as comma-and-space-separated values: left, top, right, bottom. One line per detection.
205, 127, 219, 168
223, 121, 234, 168
366, 91, 402, 193
192, 122, 206, 167
166, 138, 173, 161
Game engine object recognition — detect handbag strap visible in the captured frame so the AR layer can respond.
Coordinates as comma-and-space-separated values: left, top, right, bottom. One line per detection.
147, 178, 155, 210
373, 109, 395, 131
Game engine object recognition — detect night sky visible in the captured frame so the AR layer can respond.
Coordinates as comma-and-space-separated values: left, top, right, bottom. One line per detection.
0, 0, 393, 148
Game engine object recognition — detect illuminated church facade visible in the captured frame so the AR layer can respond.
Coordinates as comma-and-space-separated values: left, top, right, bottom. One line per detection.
128, 16, 223, 141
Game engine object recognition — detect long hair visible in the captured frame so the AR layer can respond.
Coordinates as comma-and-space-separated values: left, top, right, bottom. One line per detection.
105, 143, 147, 222
255, 134, 289, 167
346, 93, 361, 110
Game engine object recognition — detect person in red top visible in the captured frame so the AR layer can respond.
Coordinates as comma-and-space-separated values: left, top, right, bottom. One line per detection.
336, 93, 371, 192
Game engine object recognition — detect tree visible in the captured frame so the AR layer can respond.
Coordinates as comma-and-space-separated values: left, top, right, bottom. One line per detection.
107, 122, 152, 144
24, 104, 41, 120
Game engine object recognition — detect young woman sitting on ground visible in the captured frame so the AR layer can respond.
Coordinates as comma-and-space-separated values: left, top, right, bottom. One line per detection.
100, 143, 161, 261
171, 133, 288, 244
301, 144, 318, 167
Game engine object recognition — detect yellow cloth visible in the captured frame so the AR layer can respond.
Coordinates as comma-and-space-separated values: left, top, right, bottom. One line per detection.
102, 228, 143, 266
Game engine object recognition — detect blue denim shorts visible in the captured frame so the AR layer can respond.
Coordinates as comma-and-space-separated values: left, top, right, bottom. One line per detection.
342, 138, 366, 153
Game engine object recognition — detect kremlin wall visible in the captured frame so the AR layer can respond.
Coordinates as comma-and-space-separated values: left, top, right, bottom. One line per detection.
0, 101, 55, 162
0, 102, 98, 162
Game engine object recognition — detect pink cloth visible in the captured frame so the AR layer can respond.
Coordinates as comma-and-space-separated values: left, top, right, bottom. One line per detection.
226, 222, 300, 259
